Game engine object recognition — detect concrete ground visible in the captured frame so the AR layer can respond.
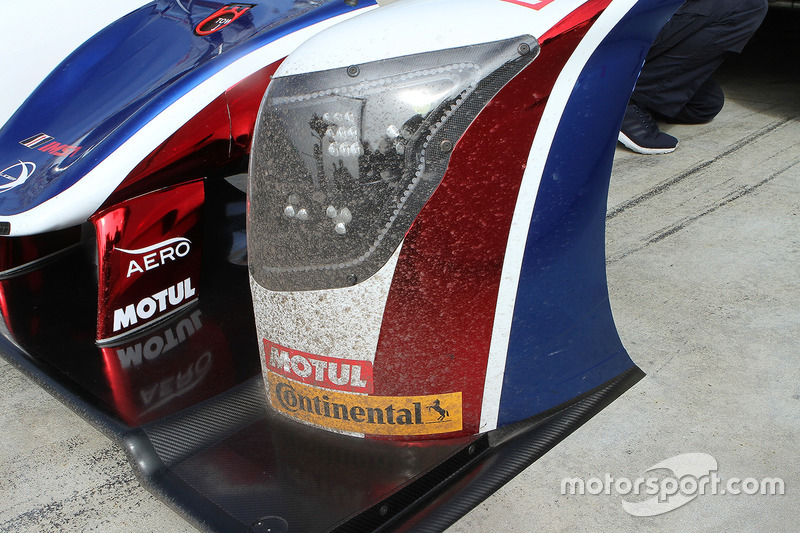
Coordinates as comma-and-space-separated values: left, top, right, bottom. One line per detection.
1, 8, 798, 533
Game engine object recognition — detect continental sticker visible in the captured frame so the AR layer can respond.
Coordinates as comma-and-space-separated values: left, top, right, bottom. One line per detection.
268, 372, 462, 436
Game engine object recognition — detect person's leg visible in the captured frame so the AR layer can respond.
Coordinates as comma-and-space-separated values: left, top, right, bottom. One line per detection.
633, 0, 768, 121
666, 76, 725, 124
619, 0, 767, 154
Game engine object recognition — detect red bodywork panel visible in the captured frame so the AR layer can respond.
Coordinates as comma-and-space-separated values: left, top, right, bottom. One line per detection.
103, 60, 281, 209
371, 0, 612, 438
91, 61, 282, 342
100, 306, 237, 426
0, 228, 81, 275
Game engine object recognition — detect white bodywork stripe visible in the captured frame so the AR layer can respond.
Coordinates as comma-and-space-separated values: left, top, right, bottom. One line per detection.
3, 8, 376, 236
251, 245, 403, 438
250, 245, 401, 367
275, 0, 586, 76
479, 0, 638, 432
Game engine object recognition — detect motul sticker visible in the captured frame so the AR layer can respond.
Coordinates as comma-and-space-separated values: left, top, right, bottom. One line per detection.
112, 277, 196, 333
268, 372, 462, 436
264, 339, 373, 393
194, 4, 256, 36
500, 0, 558, 10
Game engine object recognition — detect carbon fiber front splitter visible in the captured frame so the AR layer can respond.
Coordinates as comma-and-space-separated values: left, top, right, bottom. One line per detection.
0, 195, 642, 532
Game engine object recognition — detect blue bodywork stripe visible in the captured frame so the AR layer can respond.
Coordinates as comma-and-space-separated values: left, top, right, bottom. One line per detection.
0, 0, 376, 215
497, 0, 683, 425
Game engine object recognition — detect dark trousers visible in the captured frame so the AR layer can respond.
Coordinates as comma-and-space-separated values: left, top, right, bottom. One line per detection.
632, 0, 768, 123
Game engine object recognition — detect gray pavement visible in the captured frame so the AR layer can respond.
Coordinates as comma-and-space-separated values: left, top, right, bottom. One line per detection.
2, 10, 799, 533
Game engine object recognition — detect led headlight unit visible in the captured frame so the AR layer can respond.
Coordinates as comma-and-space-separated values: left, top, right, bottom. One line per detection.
249, 35, 539, 291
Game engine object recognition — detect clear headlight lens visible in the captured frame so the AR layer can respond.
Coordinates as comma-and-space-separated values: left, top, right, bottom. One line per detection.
249, 35, 539, 291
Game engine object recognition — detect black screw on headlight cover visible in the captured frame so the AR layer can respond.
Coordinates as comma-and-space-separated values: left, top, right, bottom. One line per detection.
518, 42, 531, 56
346, 65, 360, 77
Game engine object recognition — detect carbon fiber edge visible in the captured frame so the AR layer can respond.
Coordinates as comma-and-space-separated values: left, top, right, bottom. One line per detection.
375, 366, 645, 532
119, 379, 265, 479
119, 365, 642, 533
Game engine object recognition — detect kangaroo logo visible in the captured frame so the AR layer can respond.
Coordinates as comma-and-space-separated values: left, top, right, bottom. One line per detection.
427, 399, 449, 421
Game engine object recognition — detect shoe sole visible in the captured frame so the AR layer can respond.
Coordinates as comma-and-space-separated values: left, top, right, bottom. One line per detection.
618, 131, 677, 155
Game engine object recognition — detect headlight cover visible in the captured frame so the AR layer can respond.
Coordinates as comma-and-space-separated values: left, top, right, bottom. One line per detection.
249, 35, 539, 291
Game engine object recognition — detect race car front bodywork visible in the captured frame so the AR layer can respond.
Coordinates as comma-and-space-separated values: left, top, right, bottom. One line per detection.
0, 0, 683, 531
248, 0, 680, 437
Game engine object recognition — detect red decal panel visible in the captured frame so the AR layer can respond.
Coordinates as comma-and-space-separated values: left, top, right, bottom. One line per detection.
92, 180, 204, 341
501, 0, 558, 11
371, 11, 604, 437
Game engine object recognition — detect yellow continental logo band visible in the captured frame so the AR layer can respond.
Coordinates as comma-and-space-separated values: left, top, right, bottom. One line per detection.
268, 372, 463, 436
